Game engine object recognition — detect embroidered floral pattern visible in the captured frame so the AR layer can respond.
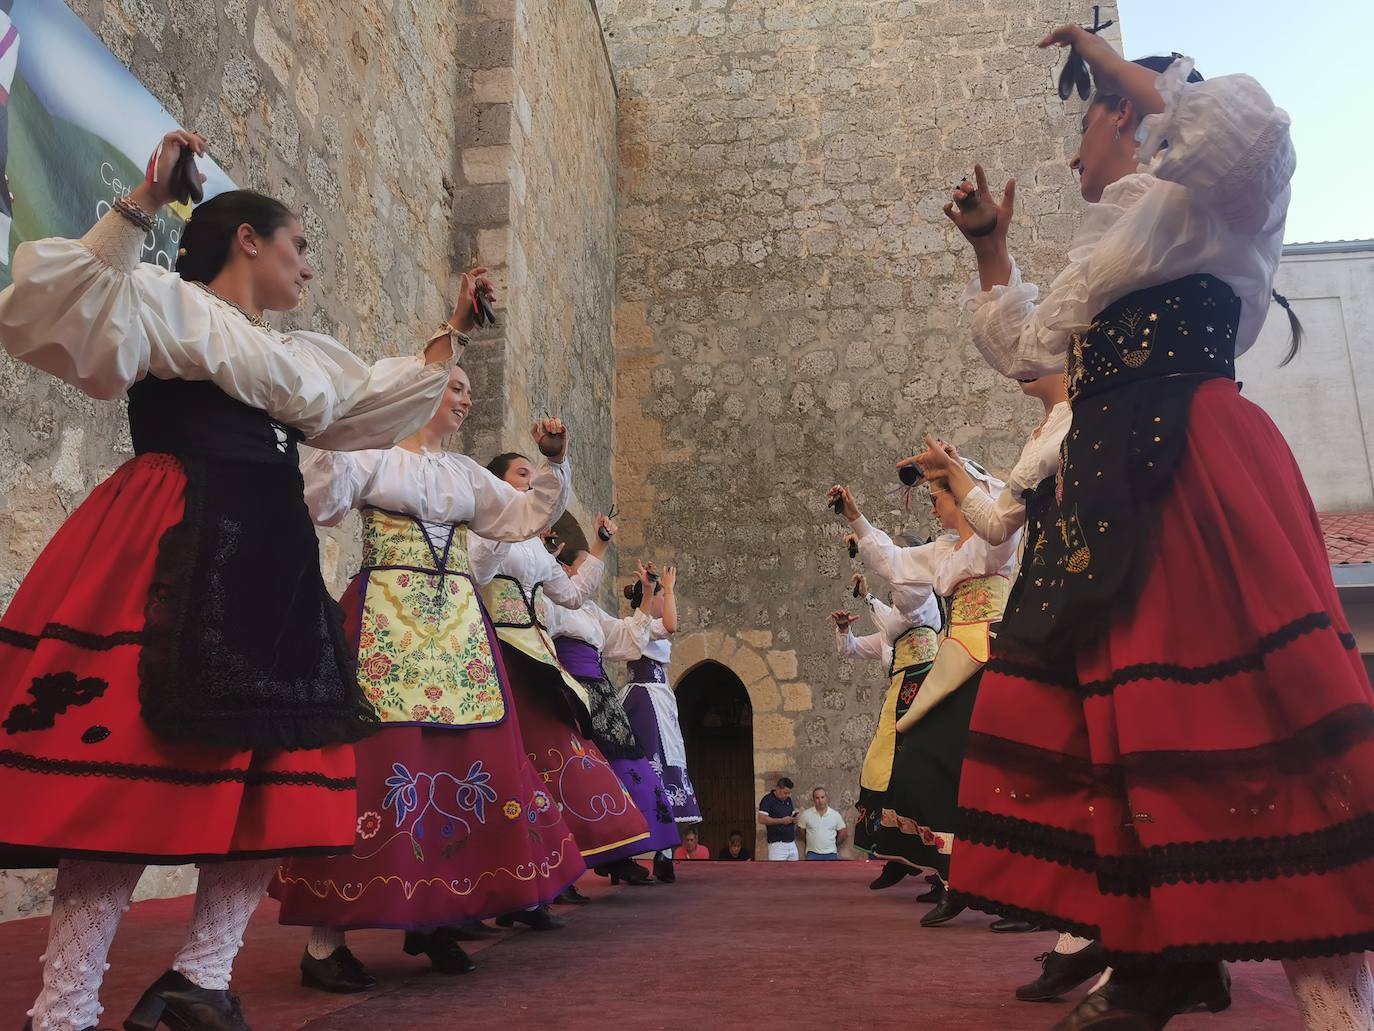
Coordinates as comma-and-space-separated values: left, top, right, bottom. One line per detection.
503, 800, 522, 820
356, 810, 382, 839
948, 575, 1012, 624
355, 512, 503, 727
365, 760, 498, 862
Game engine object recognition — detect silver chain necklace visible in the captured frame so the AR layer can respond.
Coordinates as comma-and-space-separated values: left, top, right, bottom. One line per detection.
192, 281, 272, 330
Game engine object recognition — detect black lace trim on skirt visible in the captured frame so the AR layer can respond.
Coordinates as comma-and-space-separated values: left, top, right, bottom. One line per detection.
958, 807, 1099, 872
0, 624, 147, 652
1077, 611, 1353, 698
0, 748, 355, 789
950, 888, 1374, 966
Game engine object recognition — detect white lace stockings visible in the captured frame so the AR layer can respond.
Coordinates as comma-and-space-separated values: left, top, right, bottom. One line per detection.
28, 857, 279, 1031
172, 858, 278, 990
28, 859, 142, 1031
1283, 954, 1374, 1031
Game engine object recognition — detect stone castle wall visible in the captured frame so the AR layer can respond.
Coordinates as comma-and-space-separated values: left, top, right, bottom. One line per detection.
602, 0, 1117, 830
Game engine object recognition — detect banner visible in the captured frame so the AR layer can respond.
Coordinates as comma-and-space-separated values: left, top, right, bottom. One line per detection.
0, 0, 234, 286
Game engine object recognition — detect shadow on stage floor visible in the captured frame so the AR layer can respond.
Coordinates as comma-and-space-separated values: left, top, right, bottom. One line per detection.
0, 860, 1304, 1029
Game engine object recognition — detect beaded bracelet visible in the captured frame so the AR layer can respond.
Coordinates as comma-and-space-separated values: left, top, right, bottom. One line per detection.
113, 195, 156, 232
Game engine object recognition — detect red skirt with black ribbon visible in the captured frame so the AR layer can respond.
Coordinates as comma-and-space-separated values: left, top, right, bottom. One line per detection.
950, 378, 1374, 965
0, 454, 357, 865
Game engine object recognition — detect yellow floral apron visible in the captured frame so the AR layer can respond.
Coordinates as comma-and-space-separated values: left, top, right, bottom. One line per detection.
897, 573, 1011, 731
480, 574, 593, 717
354, 509, 504, 727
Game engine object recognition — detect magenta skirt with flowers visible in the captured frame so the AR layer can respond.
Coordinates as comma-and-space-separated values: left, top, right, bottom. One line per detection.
273, 557, 584, 930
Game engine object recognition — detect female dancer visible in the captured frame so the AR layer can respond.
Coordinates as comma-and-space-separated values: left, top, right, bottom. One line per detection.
273, 387, 586, 990
834, 570, 943, 890
547, 558, 683, 881
0, 131, 457, 1031
617, 564, 692, 883
828, 468, 1018, 925
938, 28, 1374, 1029
911, 376, 1093, 994
471, 455, 652, 892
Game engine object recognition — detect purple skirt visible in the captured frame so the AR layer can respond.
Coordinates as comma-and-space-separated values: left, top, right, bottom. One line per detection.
557, 661, 680, 857
623, 684, 702, 824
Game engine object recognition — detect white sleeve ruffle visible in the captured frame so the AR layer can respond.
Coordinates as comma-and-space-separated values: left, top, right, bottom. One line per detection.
1136, 58, 1295, 236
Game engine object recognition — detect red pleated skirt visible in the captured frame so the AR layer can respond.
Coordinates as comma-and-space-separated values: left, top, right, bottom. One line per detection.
501, 644, 652, 861
0, 455, 355, 864
272, 576, 585, 929
951, 380, 1374, 964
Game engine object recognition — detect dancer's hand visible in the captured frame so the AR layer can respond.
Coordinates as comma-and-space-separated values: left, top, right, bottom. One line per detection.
636, 560, 655, 593
826, 485, 860, 522
943, 164, 1015, 249
136, 130, 208, 211
451, 267, 494, 334
531, 417, 568, 461
660, 565, 677, 593
831, 610, 858, 632
540, 529, 564, 557
901, 434, 958, 479
1038, 24, 1123, 82
594, 512, 617, 541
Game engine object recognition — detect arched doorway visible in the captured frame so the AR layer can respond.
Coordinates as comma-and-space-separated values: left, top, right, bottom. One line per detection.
677, 661, 754, 859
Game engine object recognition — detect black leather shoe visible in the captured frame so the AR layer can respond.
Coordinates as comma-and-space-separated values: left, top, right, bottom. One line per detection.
402, 929, 476, 974
989, 918, 1040, 933
299, 946, 377, 994
652, 854, 677, 883
1051, 962, 1231, 1030
596, 858, 653, 885
554, 885, 591, 905
1016, 942, 1108, 1002
868, 862, 910, 890
919, 895, 967, 927
124, 969, 250, 1031
915, 881, 945, 904
495, 905, 566, 931
447, 919, 499, 941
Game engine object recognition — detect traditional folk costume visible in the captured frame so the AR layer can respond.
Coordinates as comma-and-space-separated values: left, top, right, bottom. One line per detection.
273, 449, 585, 940
840, 591, 941, 856
469, 534, 652, 863
948, 59, 1374, 1021
620, 631, 698, 882
0, 209, 451, 1031
851, 502, 1020, 880
619, 633, 701, 827
547, 600, 683, 860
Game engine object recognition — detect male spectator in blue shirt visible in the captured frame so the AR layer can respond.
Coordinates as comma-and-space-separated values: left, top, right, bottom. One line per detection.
757, 777, 799, 861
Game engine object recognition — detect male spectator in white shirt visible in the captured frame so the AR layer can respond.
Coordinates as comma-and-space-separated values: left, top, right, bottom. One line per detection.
796, 787, 847, 860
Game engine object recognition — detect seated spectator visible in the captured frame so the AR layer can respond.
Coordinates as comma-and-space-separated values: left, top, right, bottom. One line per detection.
717, 830, 752, 862
673, 829, 710, 861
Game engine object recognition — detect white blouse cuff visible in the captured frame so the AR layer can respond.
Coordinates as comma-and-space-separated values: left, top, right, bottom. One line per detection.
958, 259, 1034, 314
81, 209, 148, 272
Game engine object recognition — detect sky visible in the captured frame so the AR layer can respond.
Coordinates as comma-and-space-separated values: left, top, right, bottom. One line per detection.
1120, 0, 1371, 244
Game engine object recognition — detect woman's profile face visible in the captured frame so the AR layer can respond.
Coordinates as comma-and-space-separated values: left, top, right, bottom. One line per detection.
426, 367, 473, 437
255, 216, 314, 313
501, 457, 535, 492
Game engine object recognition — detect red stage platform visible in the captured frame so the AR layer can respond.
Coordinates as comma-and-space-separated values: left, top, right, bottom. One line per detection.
1, 860, 1305, 1029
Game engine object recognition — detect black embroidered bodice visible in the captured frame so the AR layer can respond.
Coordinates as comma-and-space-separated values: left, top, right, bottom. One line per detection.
1001, 274, 1241, 651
